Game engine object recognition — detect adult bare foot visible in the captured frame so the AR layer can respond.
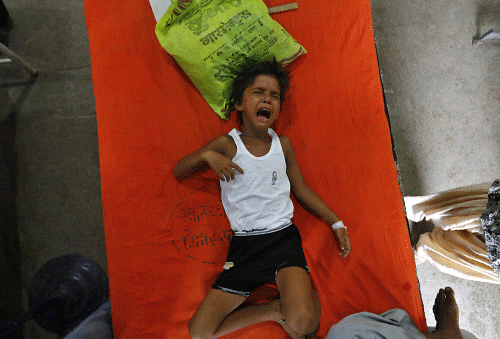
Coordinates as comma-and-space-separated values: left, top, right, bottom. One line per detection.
431, 287, 463, 339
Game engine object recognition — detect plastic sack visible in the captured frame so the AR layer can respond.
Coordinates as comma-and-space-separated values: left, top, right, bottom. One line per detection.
155, 0, 306, 119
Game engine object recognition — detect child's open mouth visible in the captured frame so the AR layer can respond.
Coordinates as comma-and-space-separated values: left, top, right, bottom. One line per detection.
257, 108, 271, 122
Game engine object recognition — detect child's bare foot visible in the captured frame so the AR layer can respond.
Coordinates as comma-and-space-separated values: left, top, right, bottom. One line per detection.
273, 293, 319, 339
272, 298, 307, 339
274, 308, 303, 338
431, 287, 463, 338
268, 299, 283, 322
277, 319, 304, 339
275, 312, 318, 339
304, 328, 318, 339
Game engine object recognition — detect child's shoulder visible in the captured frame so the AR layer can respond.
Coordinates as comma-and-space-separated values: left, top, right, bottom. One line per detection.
211, 133, 237, 158
278, 134, 291, 146
278, 134, 290, 141
214, 133, 236, 146
278, 134, 293, 155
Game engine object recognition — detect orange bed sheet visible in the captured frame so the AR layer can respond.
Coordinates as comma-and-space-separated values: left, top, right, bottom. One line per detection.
85, 0, 427, 338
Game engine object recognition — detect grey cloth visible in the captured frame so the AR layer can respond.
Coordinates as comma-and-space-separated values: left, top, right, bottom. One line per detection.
481, 179, 500, 276
326, 309, 426, 339
63, 300, 113, 339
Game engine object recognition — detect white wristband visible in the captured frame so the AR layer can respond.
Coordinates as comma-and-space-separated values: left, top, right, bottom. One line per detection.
332, 220, 346, 230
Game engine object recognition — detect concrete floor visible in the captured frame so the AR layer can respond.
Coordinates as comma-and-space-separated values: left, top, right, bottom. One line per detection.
371, 0, 500, 337
0, 0, 498, 338
0, 1, 105, 338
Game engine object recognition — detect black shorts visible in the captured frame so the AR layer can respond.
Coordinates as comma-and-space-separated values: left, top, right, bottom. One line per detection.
213, 224, 309, 297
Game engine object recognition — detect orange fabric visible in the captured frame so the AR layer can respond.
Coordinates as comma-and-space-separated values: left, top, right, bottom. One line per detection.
85, 0, 426, 338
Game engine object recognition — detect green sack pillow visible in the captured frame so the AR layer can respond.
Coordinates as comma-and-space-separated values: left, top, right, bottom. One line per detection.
155, 0, 306, 119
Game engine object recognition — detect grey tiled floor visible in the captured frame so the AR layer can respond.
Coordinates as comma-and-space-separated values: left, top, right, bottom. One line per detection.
0, 0, 499, 338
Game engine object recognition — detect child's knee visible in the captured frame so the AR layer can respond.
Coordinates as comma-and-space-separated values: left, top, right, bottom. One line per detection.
188, 317, 213, 339
285, 301, 320, 334
188, 327, 212, 339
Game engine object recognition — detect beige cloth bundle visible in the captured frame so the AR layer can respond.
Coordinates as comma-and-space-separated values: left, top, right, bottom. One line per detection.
405, 182, 500, 284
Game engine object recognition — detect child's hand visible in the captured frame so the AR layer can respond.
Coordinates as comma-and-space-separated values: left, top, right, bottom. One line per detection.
204, 150, 244, 182
333, 228, 351, 257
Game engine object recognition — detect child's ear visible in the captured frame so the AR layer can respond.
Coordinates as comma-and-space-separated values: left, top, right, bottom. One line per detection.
234, 100, 243, 112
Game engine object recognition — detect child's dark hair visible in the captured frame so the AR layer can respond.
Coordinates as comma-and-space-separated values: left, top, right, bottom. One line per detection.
227, 59, 291, 121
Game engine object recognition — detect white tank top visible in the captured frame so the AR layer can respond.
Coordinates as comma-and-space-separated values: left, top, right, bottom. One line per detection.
220, 128, 294, 236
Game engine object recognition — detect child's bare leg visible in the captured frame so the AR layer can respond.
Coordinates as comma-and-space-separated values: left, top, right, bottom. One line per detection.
213, 298, 283, 337
189, 288, 284, 339
423, 287, 464, 339
189, 288, 246, 339
276, 267, 321, 338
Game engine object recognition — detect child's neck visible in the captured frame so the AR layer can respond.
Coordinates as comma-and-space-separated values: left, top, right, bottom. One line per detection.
239, 126, 270, 141
239, 128, 272, 157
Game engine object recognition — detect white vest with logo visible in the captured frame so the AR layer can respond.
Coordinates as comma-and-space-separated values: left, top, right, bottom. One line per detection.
220, 128, 294, 236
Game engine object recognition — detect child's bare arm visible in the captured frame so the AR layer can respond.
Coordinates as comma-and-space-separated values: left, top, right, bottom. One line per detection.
173, 135, 243, 181
280, 136, 339, 223
281, 136, 351, 257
